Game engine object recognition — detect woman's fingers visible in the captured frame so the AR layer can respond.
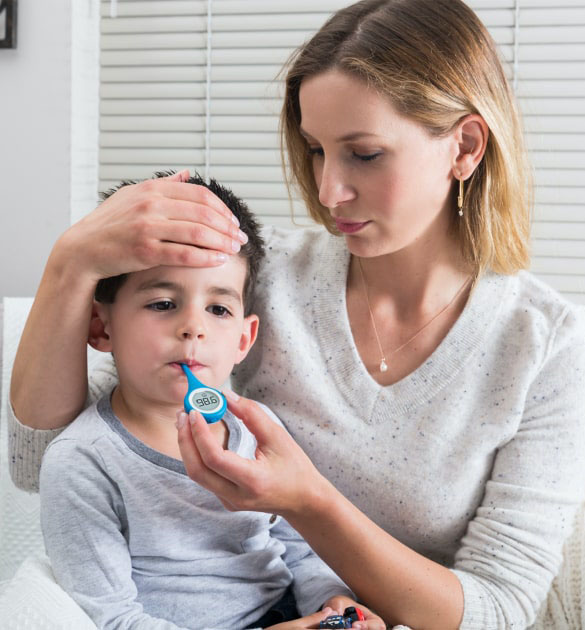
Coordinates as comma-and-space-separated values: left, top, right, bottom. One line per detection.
69, 174, 253, 279
187, 411, 265, 493
128, 218, 243, 267
177, 409, 265, 509
114, 180, 244, 245
176, 392, 326, 517
176, 411, 243, 502
160, 179, 238, 224
223, 393, 286, 451
164, 169, 191, 183
177, 403, 292, 513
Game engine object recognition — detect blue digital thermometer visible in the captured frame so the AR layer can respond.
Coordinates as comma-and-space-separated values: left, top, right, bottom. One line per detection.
180, 363, 227, 424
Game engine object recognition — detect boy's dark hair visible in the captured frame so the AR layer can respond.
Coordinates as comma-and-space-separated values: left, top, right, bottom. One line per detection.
95, 172, 265, 315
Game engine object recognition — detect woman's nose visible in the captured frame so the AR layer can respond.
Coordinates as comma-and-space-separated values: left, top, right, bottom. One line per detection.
316, 159, 355, 209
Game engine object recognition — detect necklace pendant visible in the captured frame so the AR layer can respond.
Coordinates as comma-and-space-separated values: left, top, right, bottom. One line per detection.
380, 358, 388, 372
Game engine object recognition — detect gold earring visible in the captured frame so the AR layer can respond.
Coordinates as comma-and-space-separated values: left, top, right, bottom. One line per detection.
457, 177, 464, 217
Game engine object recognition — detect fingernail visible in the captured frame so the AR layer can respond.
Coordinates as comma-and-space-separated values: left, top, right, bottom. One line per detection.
321, 607, 333, 615
175, 411, 187, 429
231, 240, 241, 253
222, 388, 240, 402
238, 229, 248, 244
189, 411, 198, 426
216, 253, 228, 264
231, 213, 240, 226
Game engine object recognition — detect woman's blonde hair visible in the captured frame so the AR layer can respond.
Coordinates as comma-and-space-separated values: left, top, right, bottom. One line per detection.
280, 0, 532, 274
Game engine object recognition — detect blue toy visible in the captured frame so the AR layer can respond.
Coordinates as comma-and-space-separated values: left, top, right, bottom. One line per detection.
180, 363, 227, 424
319, 606, 364, 629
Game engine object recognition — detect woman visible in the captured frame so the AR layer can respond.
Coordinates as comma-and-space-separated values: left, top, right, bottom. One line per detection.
10, 0, 585, 628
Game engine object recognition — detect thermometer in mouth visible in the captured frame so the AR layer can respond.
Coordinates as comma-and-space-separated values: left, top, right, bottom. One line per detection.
180, 363, 227, 424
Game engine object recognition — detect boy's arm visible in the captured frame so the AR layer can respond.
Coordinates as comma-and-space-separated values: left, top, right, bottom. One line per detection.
40, 439, 188, 630
250, 405, 356, 614
269, 516, 355, 616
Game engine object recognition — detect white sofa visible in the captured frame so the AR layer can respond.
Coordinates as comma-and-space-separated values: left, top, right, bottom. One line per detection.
0, 299, 97, 628
0, 297, 583, 629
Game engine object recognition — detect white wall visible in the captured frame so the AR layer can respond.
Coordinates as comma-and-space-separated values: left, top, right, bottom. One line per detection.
0, 0, 99, 298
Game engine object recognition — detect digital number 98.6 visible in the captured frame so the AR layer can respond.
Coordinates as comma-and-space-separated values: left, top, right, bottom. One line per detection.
196, 395, 219, 407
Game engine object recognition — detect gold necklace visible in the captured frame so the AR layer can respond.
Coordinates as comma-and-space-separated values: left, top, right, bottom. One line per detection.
357, 258, 471, 373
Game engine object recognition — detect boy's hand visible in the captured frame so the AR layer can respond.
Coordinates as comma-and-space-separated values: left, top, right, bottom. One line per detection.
264, 607, 336, 629
263, 600, 386, 629
322, 596, 386, 630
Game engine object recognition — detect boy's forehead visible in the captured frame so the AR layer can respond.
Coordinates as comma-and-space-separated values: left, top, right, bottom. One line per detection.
127, 260, 247, 295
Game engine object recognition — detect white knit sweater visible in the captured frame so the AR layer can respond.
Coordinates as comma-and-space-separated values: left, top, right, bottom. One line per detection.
8, 226, 585, 629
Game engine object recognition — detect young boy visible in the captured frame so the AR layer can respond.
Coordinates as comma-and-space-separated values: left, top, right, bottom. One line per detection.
39, 174, 359, 630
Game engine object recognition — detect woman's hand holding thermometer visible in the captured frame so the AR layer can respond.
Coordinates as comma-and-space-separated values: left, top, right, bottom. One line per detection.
180, 363, 227, 424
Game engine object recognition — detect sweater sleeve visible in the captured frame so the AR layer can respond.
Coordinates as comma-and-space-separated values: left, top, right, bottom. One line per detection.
40, 437, 189, 630
452, 305, 585, 629
8, 353, 118, 492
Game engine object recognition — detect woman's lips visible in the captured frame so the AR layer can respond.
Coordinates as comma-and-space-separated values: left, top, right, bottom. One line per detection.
334, 218, 370, 234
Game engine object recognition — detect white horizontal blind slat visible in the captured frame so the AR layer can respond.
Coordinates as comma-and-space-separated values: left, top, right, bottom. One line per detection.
99, 0, 209, 189
516, 3, 585, 301
98, 0, 585, 303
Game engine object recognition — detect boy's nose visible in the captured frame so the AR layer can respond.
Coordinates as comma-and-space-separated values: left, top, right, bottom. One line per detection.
177, 318, 205, 340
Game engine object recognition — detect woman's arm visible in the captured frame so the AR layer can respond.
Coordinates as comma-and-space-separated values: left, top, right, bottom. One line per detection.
178, 303, 585, 630
177, 400, 463, 629
10, 171, 245, 429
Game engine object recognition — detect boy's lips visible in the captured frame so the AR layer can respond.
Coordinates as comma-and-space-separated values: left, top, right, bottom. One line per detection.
171, 360, 205, 370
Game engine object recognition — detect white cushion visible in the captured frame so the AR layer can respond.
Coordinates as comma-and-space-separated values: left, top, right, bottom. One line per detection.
0, 553, 96, 629
0, 298, 44, 582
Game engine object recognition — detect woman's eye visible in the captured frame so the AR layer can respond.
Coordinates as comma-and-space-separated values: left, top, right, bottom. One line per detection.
308, 147, 324, 157
353, 151, 382, 162
208, 305, 231, 318
148, 300, 175, 311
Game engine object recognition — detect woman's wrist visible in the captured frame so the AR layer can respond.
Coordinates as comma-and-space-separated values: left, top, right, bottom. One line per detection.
48, 227, 103, 292
284, 469, 342, 527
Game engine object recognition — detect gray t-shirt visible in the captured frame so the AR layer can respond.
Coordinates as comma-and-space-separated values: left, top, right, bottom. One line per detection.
39, 394, 352, 630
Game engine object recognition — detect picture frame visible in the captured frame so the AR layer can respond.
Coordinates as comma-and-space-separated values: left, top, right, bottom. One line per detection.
0, 0, 17, 49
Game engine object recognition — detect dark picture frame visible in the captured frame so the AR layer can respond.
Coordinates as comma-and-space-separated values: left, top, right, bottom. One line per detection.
0, 0, 17, 49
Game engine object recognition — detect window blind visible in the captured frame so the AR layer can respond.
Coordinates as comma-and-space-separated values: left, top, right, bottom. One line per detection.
99, 0, 585, 304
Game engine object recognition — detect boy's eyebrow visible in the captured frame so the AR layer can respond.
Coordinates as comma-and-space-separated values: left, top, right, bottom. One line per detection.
135, 280, 180, 293
135, 279, 242, 303
208, 286, 242, 303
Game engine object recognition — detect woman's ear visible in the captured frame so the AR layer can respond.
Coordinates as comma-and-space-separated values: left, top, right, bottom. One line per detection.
452, 113, 489, 180
88, 300, 113, 353
234, 314, 259, 365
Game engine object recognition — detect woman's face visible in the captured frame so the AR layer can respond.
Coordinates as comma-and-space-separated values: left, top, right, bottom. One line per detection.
299, 70, 459, 259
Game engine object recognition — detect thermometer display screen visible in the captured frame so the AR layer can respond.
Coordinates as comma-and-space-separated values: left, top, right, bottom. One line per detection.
189, 388, 223, 413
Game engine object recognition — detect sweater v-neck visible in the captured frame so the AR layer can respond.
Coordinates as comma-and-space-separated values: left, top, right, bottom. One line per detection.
312, 232, 510, 422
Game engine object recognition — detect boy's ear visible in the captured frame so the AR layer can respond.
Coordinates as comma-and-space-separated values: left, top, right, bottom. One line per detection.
88, 300, 113, 353
234, 314, 259, 365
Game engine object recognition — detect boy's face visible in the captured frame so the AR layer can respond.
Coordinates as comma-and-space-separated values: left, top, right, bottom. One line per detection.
92, 258, 258, 411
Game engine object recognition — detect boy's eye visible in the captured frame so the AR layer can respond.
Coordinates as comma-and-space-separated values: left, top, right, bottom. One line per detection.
148, 300, 175, 311
208, 305, 231, 318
